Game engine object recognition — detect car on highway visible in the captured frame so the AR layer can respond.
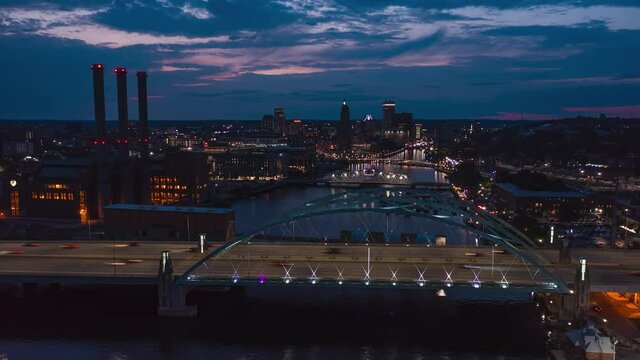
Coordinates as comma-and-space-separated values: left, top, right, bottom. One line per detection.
60, 244, 80, 249
0, 250, 25, 255
464, 252, 479, 257
630, 271, 640, 276
23, 242, 41, 247
127, 259, 143, 264
104, 262, 126, 266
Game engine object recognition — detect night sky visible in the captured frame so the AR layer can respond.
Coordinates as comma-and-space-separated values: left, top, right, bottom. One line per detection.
1, 0, 639, 121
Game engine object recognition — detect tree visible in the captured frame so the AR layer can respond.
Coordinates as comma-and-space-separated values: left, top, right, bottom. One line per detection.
449, 162, 483, 190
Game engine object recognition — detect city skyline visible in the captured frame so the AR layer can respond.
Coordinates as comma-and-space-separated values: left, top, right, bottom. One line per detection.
1, 1, 640, 120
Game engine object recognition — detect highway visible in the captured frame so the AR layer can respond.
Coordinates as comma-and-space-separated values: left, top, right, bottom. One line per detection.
189, 242, 560, 289
0, 241, 638, 291
0, 241, 212, 284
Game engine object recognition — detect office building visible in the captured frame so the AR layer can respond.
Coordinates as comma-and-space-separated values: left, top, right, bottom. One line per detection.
337, 99, 352, 152
382, 100, 396, 130
274, 108, 286, 135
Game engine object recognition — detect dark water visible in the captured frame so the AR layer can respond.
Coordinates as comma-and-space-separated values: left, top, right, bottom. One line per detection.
232, 165, 446, 235
0, 285, 547, 360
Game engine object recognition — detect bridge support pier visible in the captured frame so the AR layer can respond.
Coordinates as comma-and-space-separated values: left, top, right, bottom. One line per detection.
157, 251, 197, 317
573, 258, 591, 323
558, 239, 572, 265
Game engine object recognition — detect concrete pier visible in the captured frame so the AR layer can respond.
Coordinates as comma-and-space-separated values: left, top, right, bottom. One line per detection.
157, 251, 197, 317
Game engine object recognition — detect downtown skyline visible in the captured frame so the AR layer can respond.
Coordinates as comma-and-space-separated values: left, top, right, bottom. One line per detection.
1, 0, 640, 120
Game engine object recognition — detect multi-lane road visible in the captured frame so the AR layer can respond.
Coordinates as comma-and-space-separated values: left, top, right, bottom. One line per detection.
0, 241, 210, 284
1, 240, 637, 291
190, 242, 559, 289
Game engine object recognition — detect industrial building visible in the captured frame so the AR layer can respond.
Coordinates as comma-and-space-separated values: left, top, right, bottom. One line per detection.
104, 204, 234, 242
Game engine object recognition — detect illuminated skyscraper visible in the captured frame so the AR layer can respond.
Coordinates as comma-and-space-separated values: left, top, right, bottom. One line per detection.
382, 100, 396, 130
337, 99, 352, 152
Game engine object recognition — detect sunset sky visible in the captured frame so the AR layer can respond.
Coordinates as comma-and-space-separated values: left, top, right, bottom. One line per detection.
1, 0, 639, 120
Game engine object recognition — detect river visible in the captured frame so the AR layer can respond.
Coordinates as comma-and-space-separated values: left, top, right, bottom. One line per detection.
0, 156, 550, 360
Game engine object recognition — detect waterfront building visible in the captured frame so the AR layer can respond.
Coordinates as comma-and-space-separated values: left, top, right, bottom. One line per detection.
493, 182, 588, 220
411, 123, 422, 141
151, 152, 208, 205
211, 145, 312, 180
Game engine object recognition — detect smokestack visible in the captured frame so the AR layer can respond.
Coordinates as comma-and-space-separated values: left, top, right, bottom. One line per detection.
91, 64, 106, 142
136, 71, 151, 204
91, 63, 110, 217
115, 67, 131, 204
114, 67, 129, 159
136, 71, 148, 151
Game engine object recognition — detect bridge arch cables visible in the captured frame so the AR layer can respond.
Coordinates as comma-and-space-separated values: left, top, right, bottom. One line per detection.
178, 188, 567, 293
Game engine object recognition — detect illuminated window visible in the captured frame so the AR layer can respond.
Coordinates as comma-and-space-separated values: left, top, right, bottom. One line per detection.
10, 191, 19, 216
79, 191, 87, 223
46, 184, 69, 190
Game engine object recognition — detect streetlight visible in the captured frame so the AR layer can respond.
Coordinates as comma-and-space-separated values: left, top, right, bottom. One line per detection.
199, 233, 206, 254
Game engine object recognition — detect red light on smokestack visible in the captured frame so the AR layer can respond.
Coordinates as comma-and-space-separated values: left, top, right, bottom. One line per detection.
114, 67, 127, 73
91, 64, 104, 70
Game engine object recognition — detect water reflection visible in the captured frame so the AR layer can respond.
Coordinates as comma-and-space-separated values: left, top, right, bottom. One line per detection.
234, 149, 448, 234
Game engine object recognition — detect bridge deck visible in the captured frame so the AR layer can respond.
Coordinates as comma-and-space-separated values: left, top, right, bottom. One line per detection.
0, 241, 637, 291
0, 241, 208, 285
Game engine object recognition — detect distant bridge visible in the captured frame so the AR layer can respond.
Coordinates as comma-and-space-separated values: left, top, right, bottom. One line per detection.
318, 170, 450, 189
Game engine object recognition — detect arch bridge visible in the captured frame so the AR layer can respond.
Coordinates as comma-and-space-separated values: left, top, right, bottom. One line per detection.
179, 189, 568, 294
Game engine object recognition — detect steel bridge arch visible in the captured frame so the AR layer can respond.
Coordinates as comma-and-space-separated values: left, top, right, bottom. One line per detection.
178, 188, 567, 291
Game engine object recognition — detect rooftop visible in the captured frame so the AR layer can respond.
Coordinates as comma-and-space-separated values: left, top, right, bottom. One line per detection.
104, 204, 234, 215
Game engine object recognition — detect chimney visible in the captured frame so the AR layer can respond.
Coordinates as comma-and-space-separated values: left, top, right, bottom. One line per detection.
136, 71, 151, 204
114, 67, 129, 160
91, 63, 110, 217
114, 67, 131, 203
91, 64, 106, 142
136, 71, 149, 153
